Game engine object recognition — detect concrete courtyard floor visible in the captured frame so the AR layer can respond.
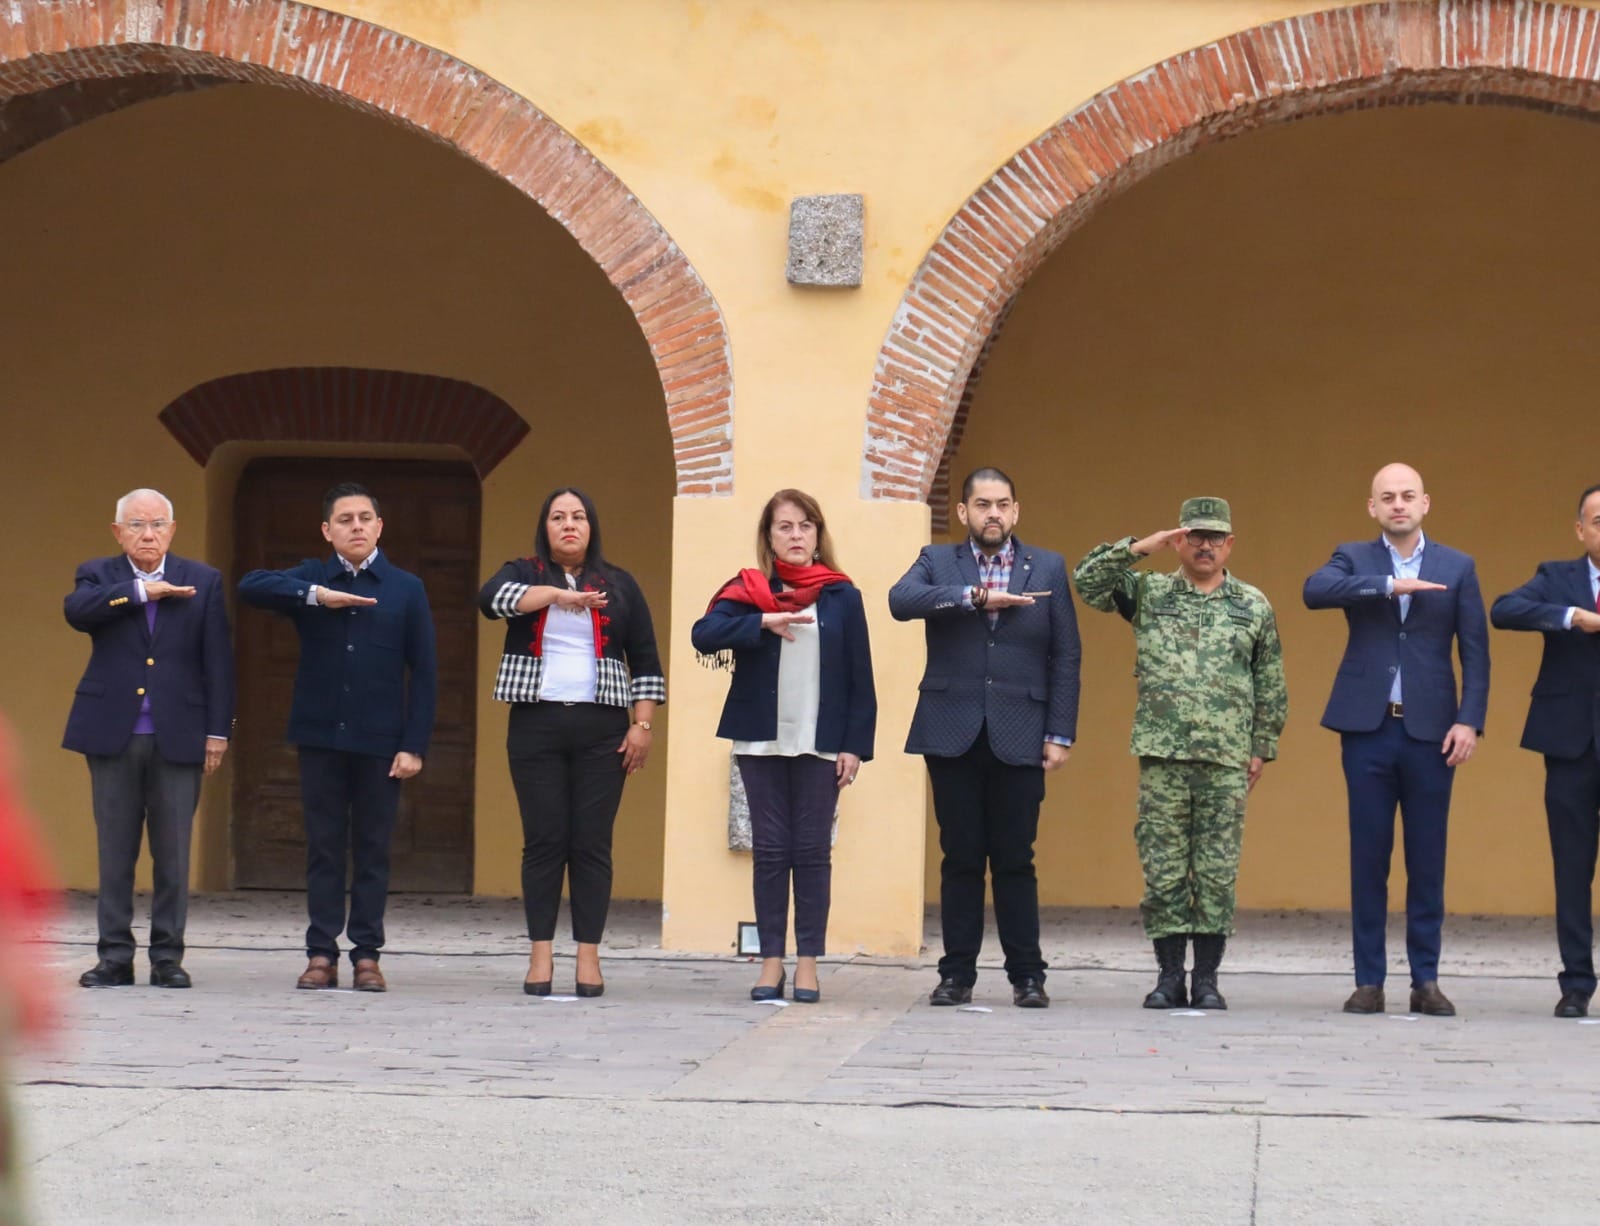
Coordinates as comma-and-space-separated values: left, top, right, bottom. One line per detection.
11, 892, 1599, 1224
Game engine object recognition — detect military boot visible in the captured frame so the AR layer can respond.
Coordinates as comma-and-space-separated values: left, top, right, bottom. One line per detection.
1190, 933, 1227, 1010
1142, 934, 1188, 1009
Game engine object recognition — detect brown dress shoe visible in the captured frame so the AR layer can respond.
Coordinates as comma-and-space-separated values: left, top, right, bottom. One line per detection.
1409, 981, 1455, 1016
1343, 984, 1385, 1014
296, 956, 338, 990
353, 959, 387, 993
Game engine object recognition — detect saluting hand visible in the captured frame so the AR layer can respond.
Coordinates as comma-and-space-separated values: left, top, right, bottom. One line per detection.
556, 587, 608, 610
1130, 528, 1188, 557
317, 586, 378, 609
143, 580, 196, 601
1573, 609, 1600, 634
761, 611, 814, 641
1392, 577, 1448, 596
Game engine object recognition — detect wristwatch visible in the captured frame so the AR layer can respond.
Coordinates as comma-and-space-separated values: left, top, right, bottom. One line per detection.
633, 720, 653, 731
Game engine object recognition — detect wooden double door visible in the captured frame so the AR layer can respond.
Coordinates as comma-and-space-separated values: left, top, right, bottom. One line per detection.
231, 458, 479, 892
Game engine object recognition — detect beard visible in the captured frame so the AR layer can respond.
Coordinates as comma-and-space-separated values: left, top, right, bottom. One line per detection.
969, 521, 1011, 549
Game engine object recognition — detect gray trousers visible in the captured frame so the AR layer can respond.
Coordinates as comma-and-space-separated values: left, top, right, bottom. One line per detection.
87, 735, 202, 965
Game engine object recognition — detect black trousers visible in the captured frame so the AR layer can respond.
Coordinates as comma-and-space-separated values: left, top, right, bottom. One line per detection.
507, 701, 630, 944
1545, 751, 1600, 996
86, 735, 202, 965
737, 754, 837, 958
298, 747, 401, 964
925, 728, 1047, 985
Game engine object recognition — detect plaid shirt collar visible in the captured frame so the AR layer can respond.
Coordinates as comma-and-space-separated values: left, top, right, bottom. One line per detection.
969, 536, 1015, 589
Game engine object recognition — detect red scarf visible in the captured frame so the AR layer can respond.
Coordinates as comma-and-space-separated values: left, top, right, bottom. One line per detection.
706, 559, 853, 613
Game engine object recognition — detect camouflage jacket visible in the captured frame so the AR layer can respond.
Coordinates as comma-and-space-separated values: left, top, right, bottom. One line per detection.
1073, 538, 1288, 765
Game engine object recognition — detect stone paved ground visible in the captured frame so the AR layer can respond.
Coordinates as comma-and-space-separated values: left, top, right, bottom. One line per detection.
11, 893, 1600, 1224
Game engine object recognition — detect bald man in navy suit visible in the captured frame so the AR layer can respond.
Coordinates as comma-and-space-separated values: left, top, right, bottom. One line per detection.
1304, 463, 1489, 1018
64, 488, 235, 989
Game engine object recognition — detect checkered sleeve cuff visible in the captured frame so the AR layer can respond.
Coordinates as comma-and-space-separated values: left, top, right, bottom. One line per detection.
629, 674, 667, 704
488, 582, 530, 619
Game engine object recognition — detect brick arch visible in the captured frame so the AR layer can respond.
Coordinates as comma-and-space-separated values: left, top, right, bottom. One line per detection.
159, 368, 530, 477
866, 0, 1600, 510
0, 0, 731, 496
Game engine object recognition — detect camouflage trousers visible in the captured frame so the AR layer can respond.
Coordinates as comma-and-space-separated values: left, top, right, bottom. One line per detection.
1135, 758, 1249, 939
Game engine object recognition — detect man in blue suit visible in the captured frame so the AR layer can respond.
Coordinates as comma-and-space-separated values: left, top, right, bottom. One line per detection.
1489, 483, 1600, 1018
889, 467, 1080, 1008
238, 483, 436, 993
63, 488, 235, 989
1304, 463, 1489, 1016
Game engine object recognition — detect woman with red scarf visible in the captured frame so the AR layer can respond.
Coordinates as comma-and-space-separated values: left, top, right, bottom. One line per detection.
692, 490, 876, 1003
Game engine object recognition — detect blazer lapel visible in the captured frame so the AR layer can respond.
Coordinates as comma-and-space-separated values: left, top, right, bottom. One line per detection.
1008, 539, 1032, 596
1372, 538, 1403, 625
953, 542, 979, 588
1570, 558, 1595, 613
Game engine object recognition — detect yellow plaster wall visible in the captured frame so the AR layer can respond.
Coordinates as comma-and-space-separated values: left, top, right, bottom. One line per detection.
948, 102, 1600, 916
9, 0, 1595, 952
0, 83, 671, 901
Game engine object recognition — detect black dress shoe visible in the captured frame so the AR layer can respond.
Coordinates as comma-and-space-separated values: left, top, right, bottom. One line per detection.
575, 981, 605, 998
1012, 977, 1050, 1009
79, 960, 133, 988
1555, 989, 1591, 1018
928, 977, 972, 1006
150, 961, 192, 989
523, 979, 552, 996
750, 972, 786, 1002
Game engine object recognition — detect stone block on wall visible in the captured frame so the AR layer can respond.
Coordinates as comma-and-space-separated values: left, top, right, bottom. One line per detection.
786, 193, 864, 287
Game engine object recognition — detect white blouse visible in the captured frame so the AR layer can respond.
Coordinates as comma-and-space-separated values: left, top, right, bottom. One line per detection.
539, 574, 598, 703
733, 617, 835, 760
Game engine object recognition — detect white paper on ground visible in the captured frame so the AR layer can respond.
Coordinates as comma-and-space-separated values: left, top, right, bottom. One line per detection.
755, 999, 790, 1008
1171, 1010, 1207, 1017
957, 1005, 993, 1013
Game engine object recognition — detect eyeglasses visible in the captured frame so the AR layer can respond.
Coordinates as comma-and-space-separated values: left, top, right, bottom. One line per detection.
120, 519, 172, 533
1184, 531, 1228, 547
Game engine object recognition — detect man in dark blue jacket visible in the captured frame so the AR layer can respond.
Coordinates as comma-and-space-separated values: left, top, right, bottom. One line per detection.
889, 467, 1080, 1009
1304, 463, 1489, 1018
1490, 482, 1600, 1018
64, 488, 234, 989
238, 483, 436, 992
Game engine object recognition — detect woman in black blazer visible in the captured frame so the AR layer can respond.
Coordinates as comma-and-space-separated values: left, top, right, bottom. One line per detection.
691, 489, 876, 1003
479, 487, 665, 998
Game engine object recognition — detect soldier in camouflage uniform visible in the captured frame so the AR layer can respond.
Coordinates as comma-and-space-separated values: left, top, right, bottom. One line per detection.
1073, 497, 1287, 1010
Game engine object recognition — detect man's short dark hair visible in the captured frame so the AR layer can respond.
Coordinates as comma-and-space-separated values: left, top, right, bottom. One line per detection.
1578, 484, 1600, 519
961, 467, 1016, 503
323, 482, 379, 522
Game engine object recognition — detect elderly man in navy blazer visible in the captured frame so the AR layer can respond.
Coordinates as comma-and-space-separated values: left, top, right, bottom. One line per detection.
1490, 483, 1600, 1018
1304, 463, 1489, 1017
889, 467, 1080, 1009
64, 488, 235, 989
238, 482, 436, 993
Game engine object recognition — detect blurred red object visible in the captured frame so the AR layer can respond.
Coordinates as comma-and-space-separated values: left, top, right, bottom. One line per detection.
0, 716, 58, 1040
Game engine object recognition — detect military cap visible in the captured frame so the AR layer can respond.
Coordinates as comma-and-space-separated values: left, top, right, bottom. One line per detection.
1179, 497, 1232, 533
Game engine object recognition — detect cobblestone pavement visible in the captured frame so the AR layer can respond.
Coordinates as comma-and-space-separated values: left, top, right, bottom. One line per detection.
11, 893, 1599, 1224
